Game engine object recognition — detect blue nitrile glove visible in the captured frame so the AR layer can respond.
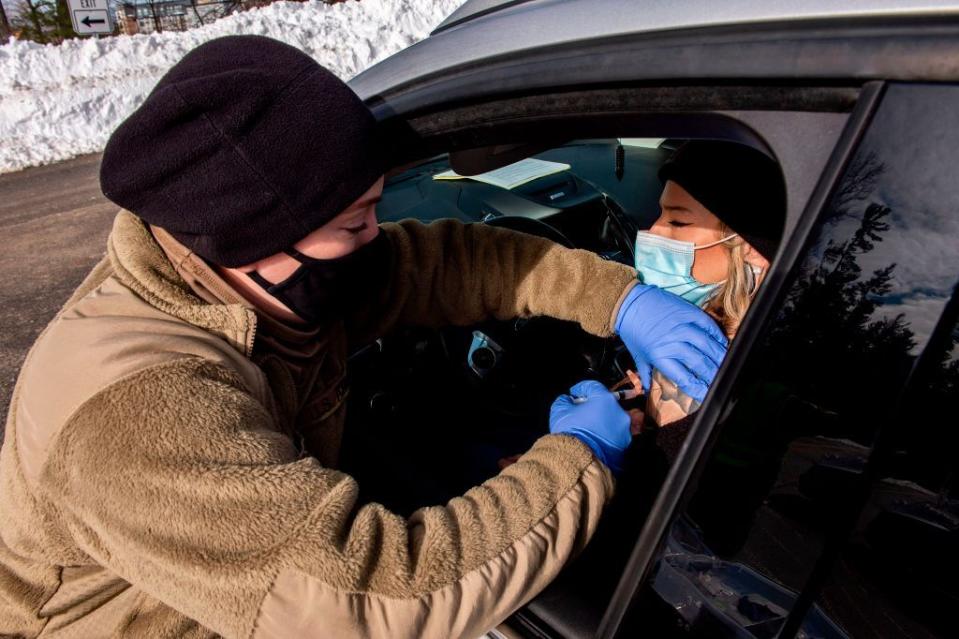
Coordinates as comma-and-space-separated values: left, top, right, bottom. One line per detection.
615, 284, 729, 404
550, 380, 632, 475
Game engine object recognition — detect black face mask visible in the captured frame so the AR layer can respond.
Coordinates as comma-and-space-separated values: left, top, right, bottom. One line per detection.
247, 231, 392, 324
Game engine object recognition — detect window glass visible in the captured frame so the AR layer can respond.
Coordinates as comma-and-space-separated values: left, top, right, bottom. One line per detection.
628, 83, 959, 638
799, 300, 958, 639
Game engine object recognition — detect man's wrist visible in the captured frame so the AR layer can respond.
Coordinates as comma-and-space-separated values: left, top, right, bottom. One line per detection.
561, 429, 624, 475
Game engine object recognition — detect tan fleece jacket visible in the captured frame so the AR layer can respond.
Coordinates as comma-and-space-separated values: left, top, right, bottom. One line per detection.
0, 211, 638, 639
152, 224, 347, 467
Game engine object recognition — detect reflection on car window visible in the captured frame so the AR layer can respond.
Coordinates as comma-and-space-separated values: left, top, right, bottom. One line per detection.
802, 294, 958, 638
628, 84, 959, 638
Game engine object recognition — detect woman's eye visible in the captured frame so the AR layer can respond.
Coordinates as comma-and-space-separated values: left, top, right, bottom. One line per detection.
669, 220, 691, 228
341, 220, 369, 234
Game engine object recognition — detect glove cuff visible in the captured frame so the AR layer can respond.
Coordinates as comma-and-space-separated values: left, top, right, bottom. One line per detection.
564, 429, 625, 476
614, 283, 652, 334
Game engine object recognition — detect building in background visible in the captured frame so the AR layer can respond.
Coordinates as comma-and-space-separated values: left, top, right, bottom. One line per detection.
115, 0, 244, 34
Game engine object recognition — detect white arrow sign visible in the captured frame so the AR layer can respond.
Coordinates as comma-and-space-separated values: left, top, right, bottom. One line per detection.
68, 0, 113, 35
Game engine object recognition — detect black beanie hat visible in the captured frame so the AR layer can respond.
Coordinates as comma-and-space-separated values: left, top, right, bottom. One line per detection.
100, 35, 385, 267
658, 140, 786, 261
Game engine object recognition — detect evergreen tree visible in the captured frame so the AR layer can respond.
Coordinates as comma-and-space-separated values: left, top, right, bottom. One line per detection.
11, 0, 76, 43
769, 154, 917, 443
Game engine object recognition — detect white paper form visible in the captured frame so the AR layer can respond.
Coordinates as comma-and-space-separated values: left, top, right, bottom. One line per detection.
433, 158, 571, 190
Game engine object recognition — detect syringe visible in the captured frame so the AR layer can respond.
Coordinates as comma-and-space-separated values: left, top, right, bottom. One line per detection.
572, 387, 640, 404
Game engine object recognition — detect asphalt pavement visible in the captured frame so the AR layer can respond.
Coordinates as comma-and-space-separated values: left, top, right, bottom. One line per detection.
0, 154, 117, 438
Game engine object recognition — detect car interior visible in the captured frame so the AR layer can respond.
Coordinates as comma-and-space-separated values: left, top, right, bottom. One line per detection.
334, 16, 959, 635
336, 134, 785, 636
329, 78, 899, 637
341, 137, 665, 509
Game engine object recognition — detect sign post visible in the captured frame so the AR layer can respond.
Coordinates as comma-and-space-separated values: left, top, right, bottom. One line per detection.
68, 0, 114, 36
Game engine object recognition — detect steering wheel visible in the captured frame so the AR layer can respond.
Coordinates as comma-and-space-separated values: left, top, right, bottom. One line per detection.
447, 213, 601, 418
340, 211, 621, 514
483, 215, 576, 248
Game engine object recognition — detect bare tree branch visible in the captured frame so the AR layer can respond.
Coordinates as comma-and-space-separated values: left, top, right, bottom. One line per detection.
1, 1, 13, 40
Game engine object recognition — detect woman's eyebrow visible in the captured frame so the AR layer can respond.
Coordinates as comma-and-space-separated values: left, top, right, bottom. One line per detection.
661, 204, 692, 213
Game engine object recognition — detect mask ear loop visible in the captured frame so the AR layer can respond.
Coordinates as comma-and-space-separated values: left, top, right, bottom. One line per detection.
248, 250, 306, 292
693, 232, 739, 250
285, 247, 312, 262
247, 270, 276, 292
711, 234, 765, 296
746, 263, 767, 296
691, 233, 740, 292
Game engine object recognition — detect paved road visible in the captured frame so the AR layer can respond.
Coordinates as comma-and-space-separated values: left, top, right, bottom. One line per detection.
0, 154, 116, 436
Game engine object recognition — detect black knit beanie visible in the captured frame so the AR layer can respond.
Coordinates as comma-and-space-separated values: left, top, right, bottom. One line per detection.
658, 141, 786, 261
100, 35, 385, 267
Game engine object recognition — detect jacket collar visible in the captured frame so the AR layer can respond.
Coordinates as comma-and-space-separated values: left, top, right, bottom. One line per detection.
107, 211, 257, 357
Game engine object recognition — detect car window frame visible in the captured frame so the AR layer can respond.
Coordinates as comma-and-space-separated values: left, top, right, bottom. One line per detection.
595, 82, 887, 639
372, 81, 867, 638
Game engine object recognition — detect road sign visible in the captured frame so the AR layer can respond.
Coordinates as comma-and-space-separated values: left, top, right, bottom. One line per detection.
68, 0, 113, 36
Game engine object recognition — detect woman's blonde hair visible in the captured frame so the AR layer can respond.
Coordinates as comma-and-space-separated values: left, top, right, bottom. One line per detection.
703, 224, 765, 338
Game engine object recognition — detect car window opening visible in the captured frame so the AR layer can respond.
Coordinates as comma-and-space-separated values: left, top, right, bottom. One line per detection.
339, 135, 787, 634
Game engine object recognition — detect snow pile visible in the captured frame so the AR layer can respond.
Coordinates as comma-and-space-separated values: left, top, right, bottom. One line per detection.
0, 0, 465, 173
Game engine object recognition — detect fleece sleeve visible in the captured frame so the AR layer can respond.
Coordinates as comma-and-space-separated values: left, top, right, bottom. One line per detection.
345, 218, 638, 347
41, 357, 614, 639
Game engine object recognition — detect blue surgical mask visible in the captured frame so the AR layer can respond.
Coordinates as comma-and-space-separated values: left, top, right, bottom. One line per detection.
633, 230, 738, 307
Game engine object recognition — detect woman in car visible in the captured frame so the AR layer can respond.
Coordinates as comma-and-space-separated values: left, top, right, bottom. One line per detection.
500, 140, 785, 464
520, 140, 788, 607
631, 139, 786, 432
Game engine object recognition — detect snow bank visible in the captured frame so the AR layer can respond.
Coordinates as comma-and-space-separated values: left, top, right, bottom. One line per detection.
0, 0, 464, 173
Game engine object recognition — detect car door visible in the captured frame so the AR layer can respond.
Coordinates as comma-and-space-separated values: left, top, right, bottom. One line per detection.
353, 9, 959, 639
